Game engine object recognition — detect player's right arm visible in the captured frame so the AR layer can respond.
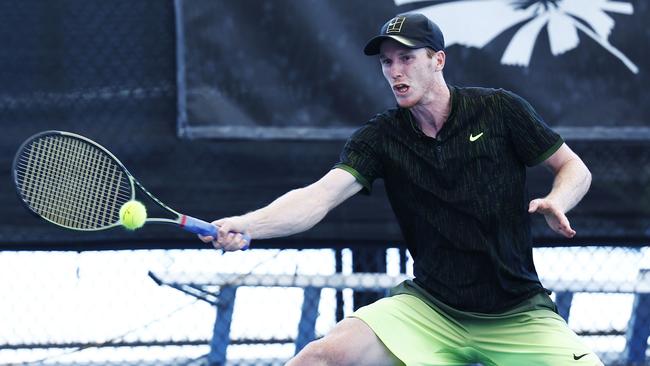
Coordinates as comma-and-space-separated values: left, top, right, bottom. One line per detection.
199, 168, 363, 251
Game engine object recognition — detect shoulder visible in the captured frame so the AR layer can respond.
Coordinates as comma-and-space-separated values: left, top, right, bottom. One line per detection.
490, 89, 540, 117
352, 108, 401, 136
452, 85, 529, 101
453, 85, 505, 99
370, 108, 403, 126
451, 85, 514, 108
491, 88, 533, 108
455, 86, 536, 115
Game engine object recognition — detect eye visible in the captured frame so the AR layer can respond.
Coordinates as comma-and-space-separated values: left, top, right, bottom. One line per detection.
380, 58, 392, 66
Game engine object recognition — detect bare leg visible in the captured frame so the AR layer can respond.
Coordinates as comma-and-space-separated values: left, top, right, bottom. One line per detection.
286, 317, 403, 366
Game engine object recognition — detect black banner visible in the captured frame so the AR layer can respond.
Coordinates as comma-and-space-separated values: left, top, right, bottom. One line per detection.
0, 1, 648, 249
177, 0, 649, 139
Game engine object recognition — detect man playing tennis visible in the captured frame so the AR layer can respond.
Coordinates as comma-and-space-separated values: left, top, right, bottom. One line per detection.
200, 13, 601, 366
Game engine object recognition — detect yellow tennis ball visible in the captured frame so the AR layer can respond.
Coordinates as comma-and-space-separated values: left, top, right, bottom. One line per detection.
119, 200, 147, 230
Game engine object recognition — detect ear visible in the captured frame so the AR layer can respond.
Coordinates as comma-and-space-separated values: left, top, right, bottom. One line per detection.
435, 51, 446, 72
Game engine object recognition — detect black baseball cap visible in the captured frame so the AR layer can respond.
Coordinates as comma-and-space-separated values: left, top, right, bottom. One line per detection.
363, 13, 445, 56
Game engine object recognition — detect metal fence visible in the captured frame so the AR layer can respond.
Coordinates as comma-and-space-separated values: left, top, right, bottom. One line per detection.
0, 246, 648, 365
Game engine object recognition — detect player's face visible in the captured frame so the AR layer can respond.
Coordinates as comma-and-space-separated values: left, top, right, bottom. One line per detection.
379, 40, 437, 108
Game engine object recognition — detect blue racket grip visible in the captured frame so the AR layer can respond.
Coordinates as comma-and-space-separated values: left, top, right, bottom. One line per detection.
181, 215, 250, 250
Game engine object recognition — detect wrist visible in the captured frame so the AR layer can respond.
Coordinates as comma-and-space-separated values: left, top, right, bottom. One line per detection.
233, 214, 255, 237
544, 195, 568, 213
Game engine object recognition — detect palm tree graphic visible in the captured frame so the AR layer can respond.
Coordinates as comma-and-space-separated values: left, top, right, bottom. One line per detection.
395, 0, 638, 74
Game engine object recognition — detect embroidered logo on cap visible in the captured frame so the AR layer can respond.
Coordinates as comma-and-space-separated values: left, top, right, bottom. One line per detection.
386, 16, 406, 33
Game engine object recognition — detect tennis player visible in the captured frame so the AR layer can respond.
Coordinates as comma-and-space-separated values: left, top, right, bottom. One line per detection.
200, 13, 601, 366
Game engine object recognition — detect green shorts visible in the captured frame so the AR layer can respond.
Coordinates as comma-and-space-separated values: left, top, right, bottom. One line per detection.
352, 280, 603, 366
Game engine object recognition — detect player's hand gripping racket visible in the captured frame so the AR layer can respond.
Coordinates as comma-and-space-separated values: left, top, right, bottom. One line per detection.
12, 130, 249, 248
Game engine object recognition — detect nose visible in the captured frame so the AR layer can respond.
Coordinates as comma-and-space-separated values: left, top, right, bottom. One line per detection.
387, 63, 403, 81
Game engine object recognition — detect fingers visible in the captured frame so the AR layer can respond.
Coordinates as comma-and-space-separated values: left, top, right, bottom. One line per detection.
528, 198, 550, 213
198, 219, 250, 252
552, 212, 576, 238
529, 198, 576, 238
197, 233, 215, 244
212, 232, 249, 252
221, 232, 249, 251
197, 220, 221, 244
528, 199, 540, 213
551, 222, 575, 238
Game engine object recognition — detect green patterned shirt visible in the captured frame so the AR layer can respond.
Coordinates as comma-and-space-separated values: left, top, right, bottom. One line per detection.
335, 85, 563, 313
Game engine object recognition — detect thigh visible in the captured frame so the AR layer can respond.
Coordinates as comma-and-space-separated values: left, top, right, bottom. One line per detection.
353, 294, 472, 365
469, 309, 603, 366
289, 317, 403, 366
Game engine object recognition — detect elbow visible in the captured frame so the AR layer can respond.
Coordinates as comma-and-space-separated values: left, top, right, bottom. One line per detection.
584, 167, 592, 191
575, 157, 592, 192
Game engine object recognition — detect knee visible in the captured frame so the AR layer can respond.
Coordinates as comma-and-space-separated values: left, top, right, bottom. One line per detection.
288, 318, 393, 366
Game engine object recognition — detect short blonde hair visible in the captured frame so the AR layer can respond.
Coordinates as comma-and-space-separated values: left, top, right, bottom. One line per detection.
425, 47, 438, 58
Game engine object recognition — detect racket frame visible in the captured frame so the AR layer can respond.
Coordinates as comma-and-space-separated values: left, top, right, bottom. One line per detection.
12, 131, 210, 234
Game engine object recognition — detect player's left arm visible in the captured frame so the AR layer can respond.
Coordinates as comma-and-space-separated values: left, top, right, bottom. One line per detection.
528, 143, 592, 238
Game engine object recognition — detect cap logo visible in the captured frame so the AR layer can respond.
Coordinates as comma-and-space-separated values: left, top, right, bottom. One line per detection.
385, 16, 406, 34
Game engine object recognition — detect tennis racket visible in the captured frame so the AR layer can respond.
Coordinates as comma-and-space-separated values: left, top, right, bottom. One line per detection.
12, 130, 249, 247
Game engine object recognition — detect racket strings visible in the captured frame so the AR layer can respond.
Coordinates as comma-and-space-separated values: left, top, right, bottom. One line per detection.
18, 138, 95, 227
15, 135, 132, 229
14, 159, 132, 228
38, 137, 130, 228
17, 137, 130, 228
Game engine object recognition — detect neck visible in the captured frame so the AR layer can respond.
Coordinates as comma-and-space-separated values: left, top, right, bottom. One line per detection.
410, 83, 451, 138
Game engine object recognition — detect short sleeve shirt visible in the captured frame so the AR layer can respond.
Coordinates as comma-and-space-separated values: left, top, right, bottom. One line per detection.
335, 86, 563, 313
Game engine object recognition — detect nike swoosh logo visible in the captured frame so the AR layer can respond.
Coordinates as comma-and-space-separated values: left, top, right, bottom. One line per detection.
469, 132, 484, 142
573, 353, 589, 360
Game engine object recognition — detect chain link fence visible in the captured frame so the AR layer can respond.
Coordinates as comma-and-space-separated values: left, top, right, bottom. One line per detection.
0, 0, 175, 158
0, 247, 648, 365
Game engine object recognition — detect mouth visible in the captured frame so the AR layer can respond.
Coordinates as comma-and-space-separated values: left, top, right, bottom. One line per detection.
393, 83, 410, 95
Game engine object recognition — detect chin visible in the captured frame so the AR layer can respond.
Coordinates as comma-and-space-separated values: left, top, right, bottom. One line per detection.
396, 98, 417, 108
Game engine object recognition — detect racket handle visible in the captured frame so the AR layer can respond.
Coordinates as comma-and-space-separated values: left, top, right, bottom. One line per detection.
181, 215, 250, 250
